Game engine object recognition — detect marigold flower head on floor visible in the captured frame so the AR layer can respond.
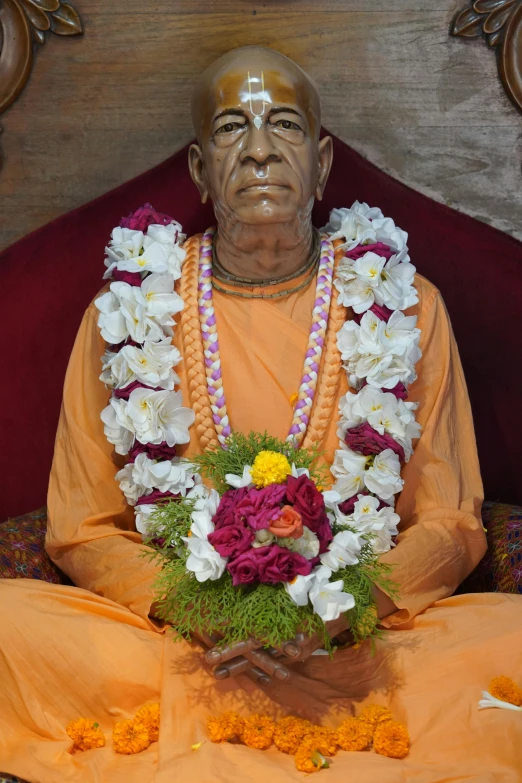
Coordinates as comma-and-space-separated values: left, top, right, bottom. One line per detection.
274, 716, 313, 755
357, 704, 393, 736
373, 720, 410, 759
113, 718, 151, 754
489, 676, 522, 706
207, 711, 244, 742
295, 737, 330, 773
66, 718, 105, 752
135, 703, 160, 742
240, 714, 275, 750
304, 726, 338, 756
334, 717, 372, 752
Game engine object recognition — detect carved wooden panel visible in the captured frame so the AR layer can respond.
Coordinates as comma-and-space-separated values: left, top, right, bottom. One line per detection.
0, 0, 83, 139
451, 0, 522, 114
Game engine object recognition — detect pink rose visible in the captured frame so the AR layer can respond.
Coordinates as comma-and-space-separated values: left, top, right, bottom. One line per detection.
234, 485, 286, 530
227, 549, 264, 586
119, 203, 175, 232
353, 302, 393, 325
257, 545, 312, 584
112, 381, 162, 401
344, 422, 405, 462
285, 475, 325, 528
386, 381, 408, 401
213, 487, 250, 529
128, 440, 177, 462
112, 269, 143, 286
345, 242, 394, 261
208, 524, 254, 559
269, 506, 303, 539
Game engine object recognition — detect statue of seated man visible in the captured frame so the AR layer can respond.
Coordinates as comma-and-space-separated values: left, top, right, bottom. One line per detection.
1, 45, 521, 782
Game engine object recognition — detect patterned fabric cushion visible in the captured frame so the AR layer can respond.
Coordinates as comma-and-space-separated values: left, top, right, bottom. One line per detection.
0, 507, 64, 583
458, 501, 522, 594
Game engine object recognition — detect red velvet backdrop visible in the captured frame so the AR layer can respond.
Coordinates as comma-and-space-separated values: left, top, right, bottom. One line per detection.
1, 133, 521, 519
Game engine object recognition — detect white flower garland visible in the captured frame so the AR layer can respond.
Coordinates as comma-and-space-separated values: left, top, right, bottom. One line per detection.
95, 202, 422, 621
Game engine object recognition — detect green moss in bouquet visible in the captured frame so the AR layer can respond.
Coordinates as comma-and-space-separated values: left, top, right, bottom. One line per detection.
193, 431, 328, 494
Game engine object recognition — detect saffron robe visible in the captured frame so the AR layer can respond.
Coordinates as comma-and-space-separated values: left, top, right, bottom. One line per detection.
1, 241, 521, 782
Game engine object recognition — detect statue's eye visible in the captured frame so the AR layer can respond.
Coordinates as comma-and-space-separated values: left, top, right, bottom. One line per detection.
216, 122, 243, 134
275, 119, 301, 130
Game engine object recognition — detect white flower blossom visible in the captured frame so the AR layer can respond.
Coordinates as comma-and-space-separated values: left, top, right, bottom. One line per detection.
103, 227, 145, 279
320, 530, 362, 570
185, 538, 227, 582
252, 529, 276, 548
290, 526, 320, 559
135, 503, 156, 536
126, 388, 195, 446
330, 446, 368, 498
226, 466, 254, 489
100, 338, 181, 390
365, 449, 404, 499
116, 223, 185, 278
284, 572, 316, 607
478, 692, 522, 712
139, 273, 184, 319
309, 566, 355, 622
115, 462, 146, 506
100, 399, 135, 455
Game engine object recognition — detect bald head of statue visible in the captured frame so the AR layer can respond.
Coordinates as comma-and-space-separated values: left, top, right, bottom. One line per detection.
188, 46, 333, 238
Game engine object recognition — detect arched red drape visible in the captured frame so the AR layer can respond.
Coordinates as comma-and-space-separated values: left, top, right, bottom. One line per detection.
1, 132, 521, 518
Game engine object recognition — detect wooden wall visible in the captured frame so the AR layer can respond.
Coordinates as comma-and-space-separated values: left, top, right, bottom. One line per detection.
1, 0, 520, 251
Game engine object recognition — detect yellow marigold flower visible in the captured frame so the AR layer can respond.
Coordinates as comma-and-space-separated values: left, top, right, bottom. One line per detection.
207, 711, 244, 743
357, 704, 393, 737
353, 605, 378, 639
135, 703, 160, 743
66, 718, 105, 752
373, 721, 410, 759
113, 718, 151, 755
294, 737, 329, 773
250, 451, 292, 488
274, 716, 312, 755
335, 717, 372, 752
240, 714, 275, 750
489, 676, 522, 706
304, 726, 338, 756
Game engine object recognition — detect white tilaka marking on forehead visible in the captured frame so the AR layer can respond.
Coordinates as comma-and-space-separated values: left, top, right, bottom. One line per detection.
247, 71, 266, 129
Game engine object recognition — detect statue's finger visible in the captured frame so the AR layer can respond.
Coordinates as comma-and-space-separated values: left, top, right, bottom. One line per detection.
213, 656, 250, 680
245, 665, 272, 686
247, 648, 290, 681
205, 637, 260, 666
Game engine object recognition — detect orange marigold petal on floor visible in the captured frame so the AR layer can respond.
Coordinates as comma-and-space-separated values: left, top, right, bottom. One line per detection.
489, 676, 522, 706
135, 703, 160, 743
240, 714, 275, 750
65, 718, 105, 752
373, 721, 410, 759
113, 718, 151, 755
334, 717, 372, 752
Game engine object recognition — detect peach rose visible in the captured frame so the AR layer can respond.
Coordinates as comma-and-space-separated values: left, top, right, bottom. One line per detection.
269, 505, 303, 540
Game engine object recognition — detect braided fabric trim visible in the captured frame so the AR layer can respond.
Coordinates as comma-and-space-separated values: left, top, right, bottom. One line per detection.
302, 240, 347, 451
287, 236, 335, 446
198, 227, 232, 447
197, 227, 335, 448
180, 235, 220, 450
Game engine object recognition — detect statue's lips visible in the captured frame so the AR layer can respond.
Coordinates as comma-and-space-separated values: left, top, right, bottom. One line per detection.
237, 181, 290, 194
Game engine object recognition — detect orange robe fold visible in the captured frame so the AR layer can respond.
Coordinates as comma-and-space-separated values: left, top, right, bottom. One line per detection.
1, 244, 520, 782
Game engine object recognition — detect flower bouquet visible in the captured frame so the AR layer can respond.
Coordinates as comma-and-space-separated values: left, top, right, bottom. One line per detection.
144, 432, 397, 651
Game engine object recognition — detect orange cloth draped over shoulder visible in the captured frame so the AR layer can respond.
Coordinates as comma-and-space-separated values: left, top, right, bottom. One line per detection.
1, 235, 521, 783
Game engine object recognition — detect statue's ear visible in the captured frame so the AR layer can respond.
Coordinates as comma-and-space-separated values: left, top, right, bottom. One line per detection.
315, 135, 333, 201
188, 144, 209, 204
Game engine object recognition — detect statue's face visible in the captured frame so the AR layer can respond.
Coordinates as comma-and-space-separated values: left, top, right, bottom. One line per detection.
191, 62, 326, 227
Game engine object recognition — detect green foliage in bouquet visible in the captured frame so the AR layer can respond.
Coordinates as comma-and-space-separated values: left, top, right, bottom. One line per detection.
194, 431, 328, 494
